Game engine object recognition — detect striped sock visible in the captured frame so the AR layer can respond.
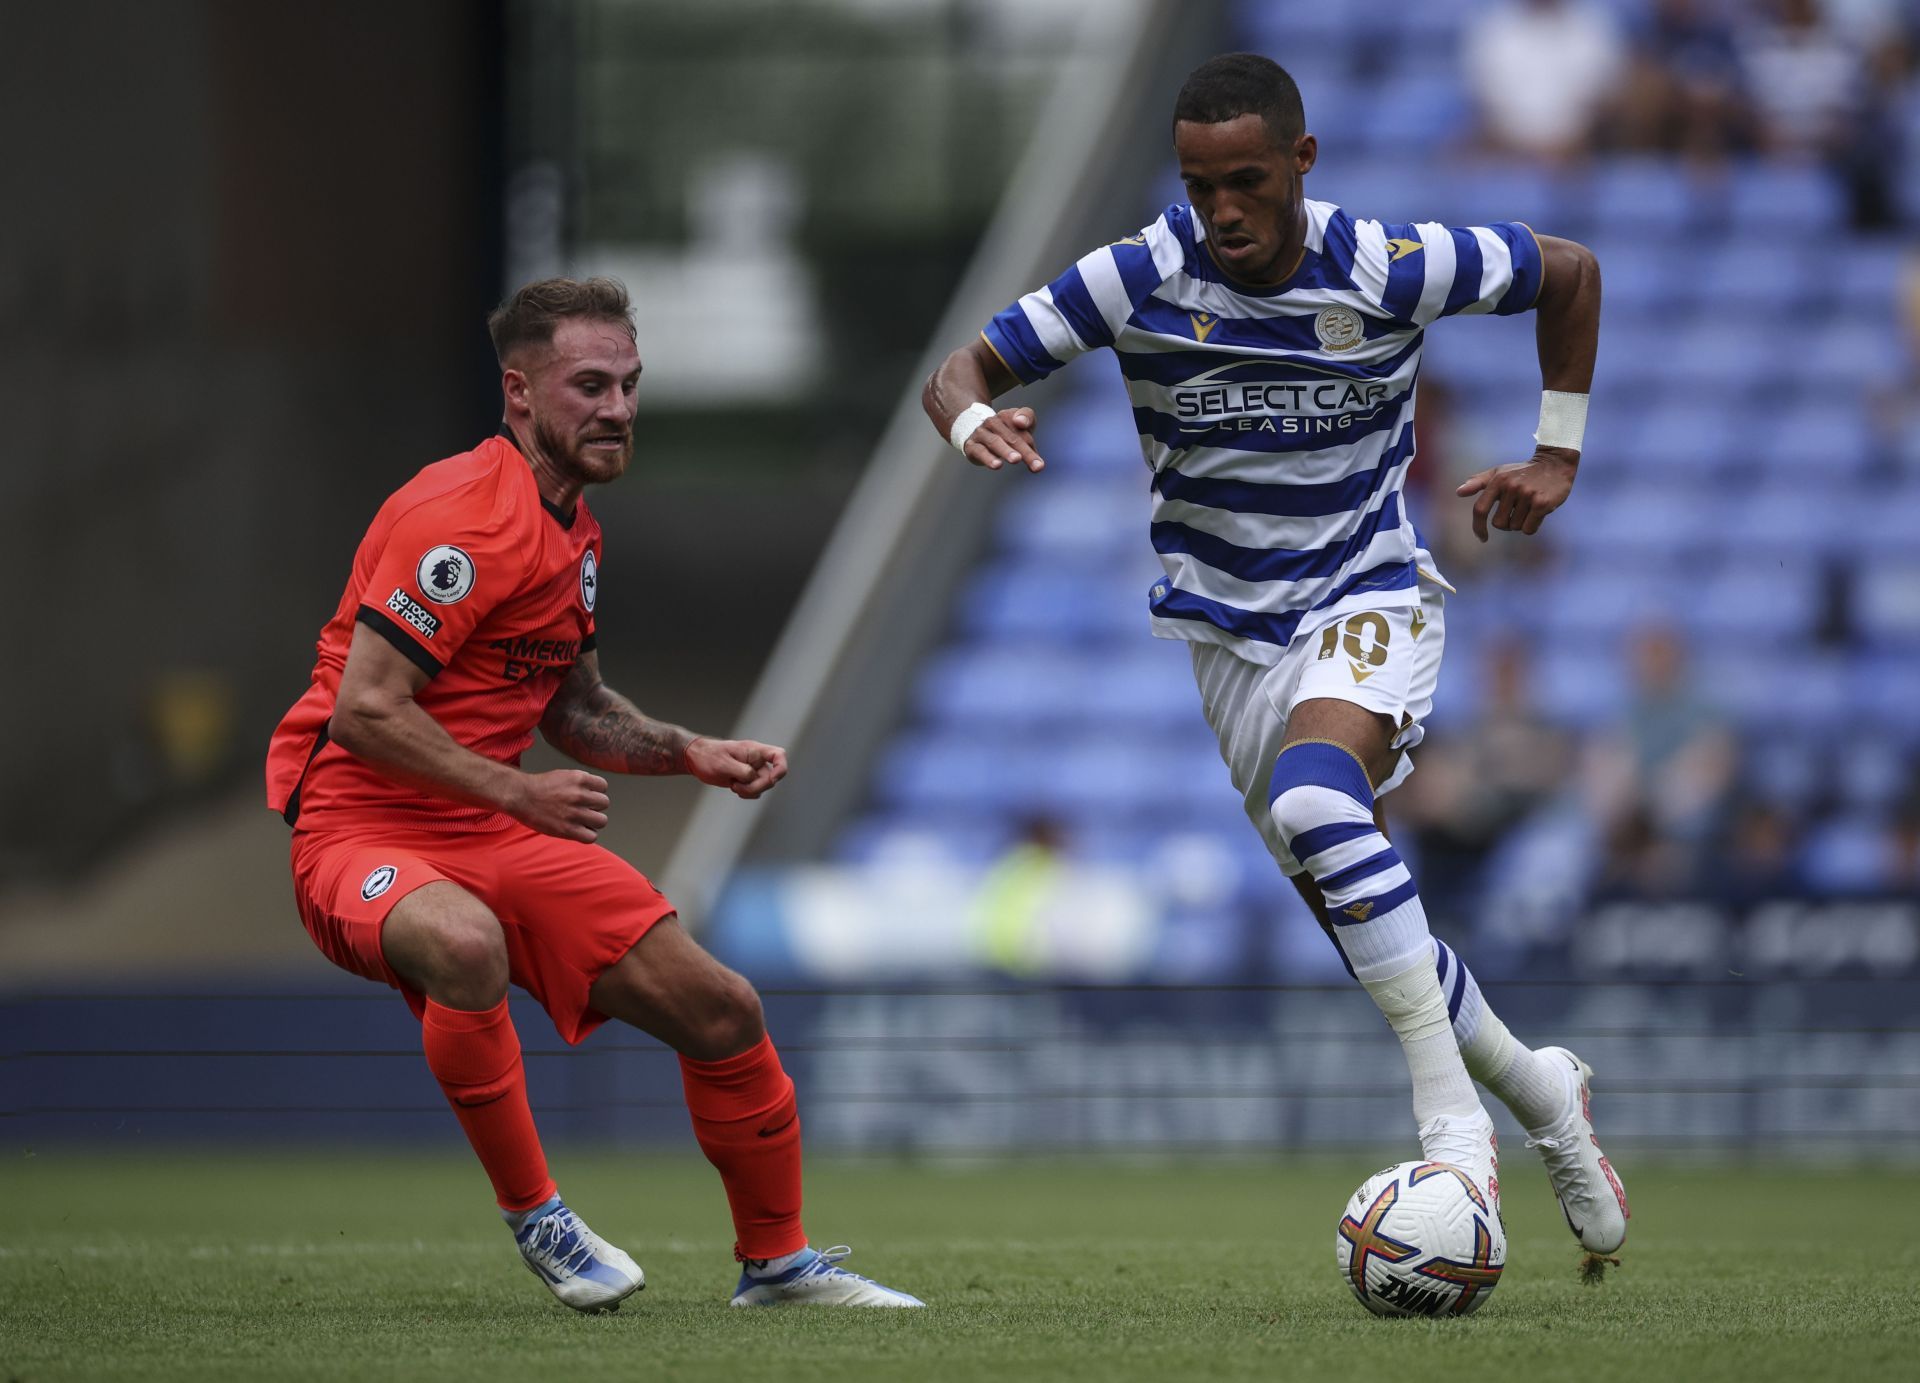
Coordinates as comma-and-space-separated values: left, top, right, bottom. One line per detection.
1269, 741, 1481, 1125
1434, 937, 1569, 1131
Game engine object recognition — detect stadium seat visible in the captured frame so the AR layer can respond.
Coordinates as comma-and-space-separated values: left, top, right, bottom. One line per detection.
1357, 75, 1471, 154
1302, 82, 1372, 154
1235, 3, 1366, 70
1823, 241, 1903, 323
1586, 235, 1679, 321
1312, 160, 1454, 225
1697, 652, 1853, 731
1695, 243, 1822, 318
833, 814, 1018, 868
1036, 738, 1222, 818
912, 645, 1096, 730
1039, 384, 1149, 474
1848, 486, 1920, 557
1797, 320, 1908, 393
1747, 737, 1824, 809
1752, 400, 1876, 477
1587, 159, 1709, 234
1797, 813, 1894, 892
1855, 562, 1920, 648
958, 562, 1154, 644
1615, 399, 1751, 476
995, 480, 1143, 562
1458, 163, 1570, 231
1722, 162, 1848, 235
1851, 652, 1920, 743
1552, 483, 1707, 559
1530, 645, 1631, 728
1836, 736, 1912, 810
1076, 644, 1206, 728
1690, 562, 1821, 643
874, 731, 1047, 813
1663, 322, 1790, 397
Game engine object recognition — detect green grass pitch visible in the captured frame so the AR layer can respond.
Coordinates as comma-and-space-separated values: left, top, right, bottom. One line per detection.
3, 1151, 1915, 1381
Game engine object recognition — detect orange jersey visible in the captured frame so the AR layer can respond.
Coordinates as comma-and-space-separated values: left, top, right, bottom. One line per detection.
266, 433, 601, 833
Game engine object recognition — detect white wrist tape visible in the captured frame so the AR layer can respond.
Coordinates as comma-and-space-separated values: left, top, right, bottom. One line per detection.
948, 401, 997, 453
1534, 390, 1589, 452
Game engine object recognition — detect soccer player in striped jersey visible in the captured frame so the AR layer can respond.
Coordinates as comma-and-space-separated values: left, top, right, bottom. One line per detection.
924, 53, 1629, 1262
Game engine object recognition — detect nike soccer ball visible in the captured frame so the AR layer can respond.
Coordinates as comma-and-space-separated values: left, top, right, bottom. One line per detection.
1335, 1160, 1506, 1317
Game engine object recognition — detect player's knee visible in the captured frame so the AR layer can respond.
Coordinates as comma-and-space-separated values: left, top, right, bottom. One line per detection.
1267, 740, 1376, 852
691, 970, 766, 1060
426, 914, 509, 1005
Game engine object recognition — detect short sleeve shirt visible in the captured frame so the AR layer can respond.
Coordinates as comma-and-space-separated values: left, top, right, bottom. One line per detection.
977, 200, 1542, 662
265, 433, 602, 833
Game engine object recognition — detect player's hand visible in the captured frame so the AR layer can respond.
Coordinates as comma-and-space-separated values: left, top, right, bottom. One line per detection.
686, 737, 789, 799
961, 407, 1046, 473
510, 769, 611, 842
1455, 447, 1578, 542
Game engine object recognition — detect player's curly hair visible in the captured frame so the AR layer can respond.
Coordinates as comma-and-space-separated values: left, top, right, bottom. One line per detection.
1172, 53, 1305, 147
487, 277, 636, 364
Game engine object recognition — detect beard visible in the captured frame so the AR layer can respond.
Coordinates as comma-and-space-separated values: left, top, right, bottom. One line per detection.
533, 414, 632, 485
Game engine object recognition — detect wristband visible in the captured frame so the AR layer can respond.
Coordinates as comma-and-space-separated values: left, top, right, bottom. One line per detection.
1534, 390, 1589, 452
947, 401, 997, 453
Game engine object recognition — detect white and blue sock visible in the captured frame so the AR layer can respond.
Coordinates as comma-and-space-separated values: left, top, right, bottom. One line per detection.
1433, 937, 1568, 1130
1269, 741, 1482, 1128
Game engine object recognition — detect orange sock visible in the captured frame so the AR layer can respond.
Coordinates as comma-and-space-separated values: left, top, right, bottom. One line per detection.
679, 1035, 806, 1260
421, 997, 556, 1214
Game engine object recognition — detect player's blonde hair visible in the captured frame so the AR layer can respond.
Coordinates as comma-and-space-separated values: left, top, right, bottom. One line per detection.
487, 277, 636, 364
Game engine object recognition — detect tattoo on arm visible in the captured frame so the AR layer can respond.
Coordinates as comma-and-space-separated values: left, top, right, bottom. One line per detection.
540, 655, 695, 776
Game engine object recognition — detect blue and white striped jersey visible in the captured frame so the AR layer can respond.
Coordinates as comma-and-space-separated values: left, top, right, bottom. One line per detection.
982, 199, 1543, 664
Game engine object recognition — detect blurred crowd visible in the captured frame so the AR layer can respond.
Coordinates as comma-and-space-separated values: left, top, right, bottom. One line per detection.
1373, 0, 1920, 929
1393, 624, 1920, 921
1464, 0, 1919, 227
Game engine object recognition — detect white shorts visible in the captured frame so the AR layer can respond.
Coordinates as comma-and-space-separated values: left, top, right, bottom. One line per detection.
1189, 572, 1448, 876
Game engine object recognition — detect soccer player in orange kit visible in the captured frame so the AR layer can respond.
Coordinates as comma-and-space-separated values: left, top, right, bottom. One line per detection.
266, 277, 922, 1312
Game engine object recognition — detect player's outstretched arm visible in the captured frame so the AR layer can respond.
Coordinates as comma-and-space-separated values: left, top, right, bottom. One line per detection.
540, 651, 788, 799
331, 624, 611, 842
1455, 234, 1601, 542
923, 338, 1047, 472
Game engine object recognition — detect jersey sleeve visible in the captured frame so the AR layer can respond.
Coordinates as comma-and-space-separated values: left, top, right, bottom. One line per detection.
354, 499, 529, 678
1351, 218, 1545, 330
981, 213, 1184, 384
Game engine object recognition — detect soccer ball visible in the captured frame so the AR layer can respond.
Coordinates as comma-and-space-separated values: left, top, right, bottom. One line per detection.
1334, 1160, 1506, 1317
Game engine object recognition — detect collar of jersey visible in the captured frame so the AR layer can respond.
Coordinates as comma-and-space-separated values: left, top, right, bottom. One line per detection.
1198, 236, 1314, 298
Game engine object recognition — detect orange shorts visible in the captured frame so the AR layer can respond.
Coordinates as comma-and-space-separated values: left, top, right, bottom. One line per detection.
289, 820, 675, 1043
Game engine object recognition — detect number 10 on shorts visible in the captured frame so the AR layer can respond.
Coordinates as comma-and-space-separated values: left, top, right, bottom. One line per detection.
1317, 611, 1394, 681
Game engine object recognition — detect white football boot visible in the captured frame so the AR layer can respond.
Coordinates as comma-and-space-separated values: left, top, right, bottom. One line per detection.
1416, 1106, 1502, 1221
729, 1245, 925, 1307
1525, 1047, 1630, 1255
513, 1198, 646, 1312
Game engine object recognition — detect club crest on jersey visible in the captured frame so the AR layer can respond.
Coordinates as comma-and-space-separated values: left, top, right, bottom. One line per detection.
361, 865, 397, 901
580, 549, 598, 613
1314, 306, 1364, 353
417, 545, 476, 604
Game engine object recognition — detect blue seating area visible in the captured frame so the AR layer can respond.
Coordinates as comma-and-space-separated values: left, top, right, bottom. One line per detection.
834, 0, 1920, 914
